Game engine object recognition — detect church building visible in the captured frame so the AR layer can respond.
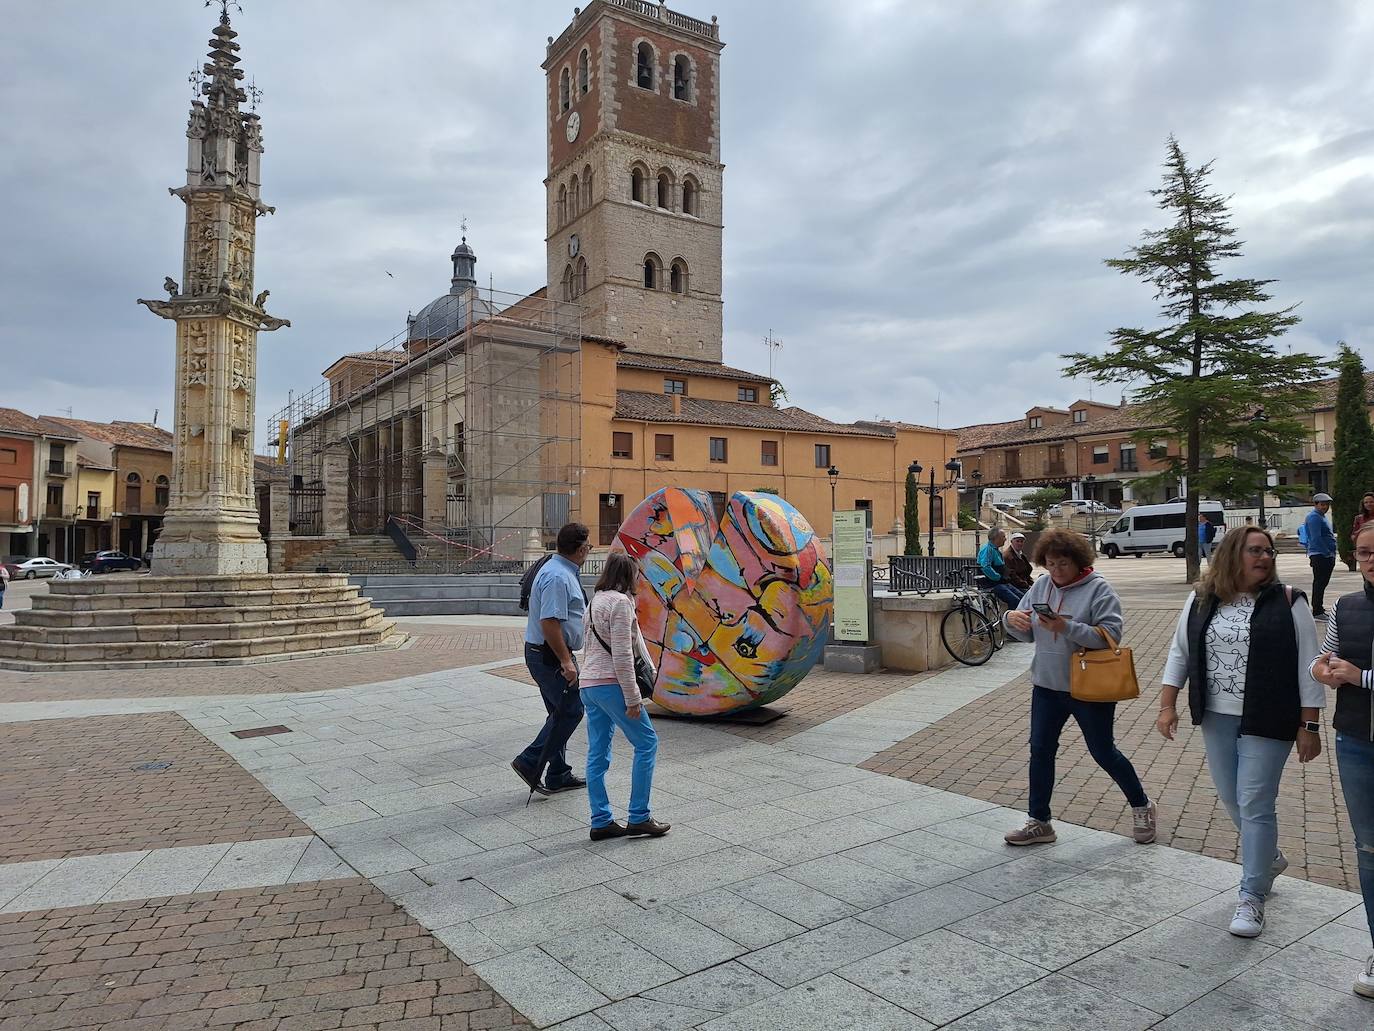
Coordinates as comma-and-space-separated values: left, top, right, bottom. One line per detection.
269, 1, 957, 565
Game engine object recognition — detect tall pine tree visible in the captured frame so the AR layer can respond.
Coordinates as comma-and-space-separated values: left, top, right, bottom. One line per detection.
1333, 344, 1374, 568
903, 468, 921, 555
1064, 137, 1327, 581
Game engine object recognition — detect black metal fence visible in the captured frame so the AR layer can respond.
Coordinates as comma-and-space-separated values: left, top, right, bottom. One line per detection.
887, 555, 980, 594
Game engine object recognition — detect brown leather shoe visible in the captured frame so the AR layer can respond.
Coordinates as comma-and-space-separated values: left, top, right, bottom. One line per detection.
589, 822, 629, 841
625, 818, 670, 837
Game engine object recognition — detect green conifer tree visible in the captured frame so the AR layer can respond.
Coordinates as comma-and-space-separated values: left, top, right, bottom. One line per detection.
1064, 137, 1327, 581
903, 469, 921, 556
1332, 344, 1374, 568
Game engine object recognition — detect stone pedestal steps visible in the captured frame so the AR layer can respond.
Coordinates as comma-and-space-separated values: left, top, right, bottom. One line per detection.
0, 573, 403, 671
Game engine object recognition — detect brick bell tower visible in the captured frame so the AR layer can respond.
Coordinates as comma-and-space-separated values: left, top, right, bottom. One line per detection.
544, 0, 724, 362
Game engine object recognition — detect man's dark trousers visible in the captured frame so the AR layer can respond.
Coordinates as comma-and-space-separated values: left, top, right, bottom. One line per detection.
1311, 555, 1336, 615
515, 644, 585, 786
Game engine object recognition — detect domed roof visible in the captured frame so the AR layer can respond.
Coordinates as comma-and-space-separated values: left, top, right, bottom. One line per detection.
407, 234, 488, 343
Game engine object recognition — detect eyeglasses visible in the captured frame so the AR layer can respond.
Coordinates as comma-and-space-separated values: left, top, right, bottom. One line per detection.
1244, 546, 1277, 558
1356, 549, 1374, 562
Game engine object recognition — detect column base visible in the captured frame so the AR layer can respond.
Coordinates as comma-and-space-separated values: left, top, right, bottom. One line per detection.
152, 538, 269, 576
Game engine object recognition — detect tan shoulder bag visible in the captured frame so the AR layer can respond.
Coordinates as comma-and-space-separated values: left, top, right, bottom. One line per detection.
1069, 627, 1140, 703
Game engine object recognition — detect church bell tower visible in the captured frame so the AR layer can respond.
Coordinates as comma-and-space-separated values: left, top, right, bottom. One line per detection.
544, 1, 724, 362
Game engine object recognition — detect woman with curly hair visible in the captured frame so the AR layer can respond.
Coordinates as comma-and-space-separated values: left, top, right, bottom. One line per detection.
1157, 525, 1321, 938
1003, 529, 1156, 848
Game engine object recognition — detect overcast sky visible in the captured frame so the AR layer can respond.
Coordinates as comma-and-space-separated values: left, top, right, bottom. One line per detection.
3, 1, 1372, 443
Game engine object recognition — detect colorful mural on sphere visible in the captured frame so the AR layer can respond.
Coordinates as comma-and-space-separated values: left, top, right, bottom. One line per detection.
613, 487, 833, 715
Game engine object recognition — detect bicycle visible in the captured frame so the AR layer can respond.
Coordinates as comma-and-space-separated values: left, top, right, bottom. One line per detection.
939, 576, 1004, 666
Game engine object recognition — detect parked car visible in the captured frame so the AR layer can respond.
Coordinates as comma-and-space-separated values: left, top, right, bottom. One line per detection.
11, 556, 73, 579
1061, 499, 1122, 516
991, 501, 1036, 520
87, 550, 144, 574
2, 556, 25, 579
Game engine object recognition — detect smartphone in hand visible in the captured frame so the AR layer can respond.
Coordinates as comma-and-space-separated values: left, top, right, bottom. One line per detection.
1031, 603, 1068, 619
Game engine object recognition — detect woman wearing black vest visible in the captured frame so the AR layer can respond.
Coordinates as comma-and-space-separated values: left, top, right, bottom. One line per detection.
1156, 526, 1323, 939
1312, 520, 1374, 999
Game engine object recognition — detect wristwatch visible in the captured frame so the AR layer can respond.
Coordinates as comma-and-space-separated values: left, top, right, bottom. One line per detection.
1301, 720, 1321, 734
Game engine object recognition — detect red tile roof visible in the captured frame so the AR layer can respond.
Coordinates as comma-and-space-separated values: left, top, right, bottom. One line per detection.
41, 417, 173, 452
613, 391, 894, 437
616, 351, 774, 385
0, 408, 78, 439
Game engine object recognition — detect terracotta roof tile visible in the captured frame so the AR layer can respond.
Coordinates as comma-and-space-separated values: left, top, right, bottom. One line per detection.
616, 351, 774, 385
956, 404, 1164, 452
613, 391, 893, 437
41, 417, 173, 452
0, 408, 78, 438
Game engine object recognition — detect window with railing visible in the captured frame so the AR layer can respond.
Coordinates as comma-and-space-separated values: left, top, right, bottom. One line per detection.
1118, 444, 1138, 472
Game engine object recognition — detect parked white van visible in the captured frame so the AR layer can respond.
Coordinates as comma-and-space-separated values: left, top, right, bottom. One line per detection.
1099, 501, 1227, 559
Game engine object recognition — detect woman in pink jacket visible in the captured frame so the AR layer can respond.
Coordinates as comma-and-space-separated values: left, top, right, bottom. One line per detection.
580, 552, 669, 841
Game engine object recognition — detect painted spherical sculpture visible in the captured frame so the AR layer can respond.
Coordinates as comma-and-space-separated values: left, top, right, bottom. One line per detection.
612, 487, 833, 715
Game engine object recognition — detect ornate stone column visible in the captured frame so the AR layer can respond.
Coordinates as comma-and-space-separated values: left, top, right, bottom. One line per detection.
138, 11, 289, 576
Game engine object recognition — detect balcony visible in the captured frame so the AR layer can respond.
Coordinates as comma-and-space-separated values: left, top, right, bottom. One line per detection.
85, 506, 102, 521
44, 503, 67, 519
47, 460, 72, 477
1116, 462, 1139, 473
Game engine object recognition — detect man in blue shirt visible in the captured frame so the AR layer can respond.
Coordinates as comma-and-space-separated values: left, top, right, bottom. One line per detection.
978, 528, 1024, 608
512, 523, 591, 794
1304, 492, 1338, 619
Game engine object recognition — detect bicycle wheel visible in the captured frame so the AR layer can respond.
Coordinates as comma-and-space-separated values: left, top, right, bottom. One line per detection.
941, 605, 997, 666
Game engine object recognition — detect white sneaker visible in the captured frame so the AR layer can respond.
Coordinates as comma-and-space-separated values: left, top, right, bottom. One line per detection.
1229, 897, 1265, 938
1131, 800, 1157, 844
1268, 850, 1289, 894
1356, 955, 1374, 999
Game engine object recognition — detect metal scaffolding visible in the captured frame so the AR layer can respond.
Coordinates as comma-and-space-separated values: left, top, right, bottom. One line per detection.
263, 285, 583, 570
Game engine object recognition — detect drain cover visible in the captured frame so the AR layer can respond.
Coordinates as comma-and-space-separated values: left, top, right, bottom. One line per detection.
133, 761, 173, 772
230, 725, 293, 739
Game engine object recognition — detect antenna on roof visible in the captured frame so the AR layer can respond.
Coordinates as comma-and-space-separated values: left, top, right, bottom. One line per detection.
60, 407, 73, 418
763, 330, 782, 379
153, 409, 159, 426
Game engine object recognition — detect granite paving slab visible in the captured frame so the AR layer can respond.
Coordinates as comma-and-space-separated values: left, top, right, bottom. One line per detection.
697, 973, 931, 1031
541, 925, 682, 1001
668, 889, 808, 950
950, 893, 1142, 969
938, 972, 1161, 1030
476, 945, 610, 1028
737, 916, 901, 988
838, 927, 1046, 1024
853, 882, 1003, 940
639, 961, 785, 1013
608, 905, 746, 974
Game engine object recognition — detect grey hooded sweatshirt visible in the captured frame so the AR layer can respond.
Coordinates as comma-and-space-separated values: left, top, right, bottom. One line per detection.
1002, 570, 1124, 693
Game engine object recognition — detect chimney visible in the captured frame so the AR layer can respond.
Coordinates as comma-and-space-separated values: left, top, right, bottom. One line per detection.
672, 394, 681, 415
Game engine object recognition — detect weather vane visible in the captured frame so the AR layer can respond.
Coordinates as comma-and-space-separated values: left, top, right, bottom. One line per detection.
188, 65, 205, 101
247, 76, 263, 112
460, 216, 469, 241
205, 0, 243, 20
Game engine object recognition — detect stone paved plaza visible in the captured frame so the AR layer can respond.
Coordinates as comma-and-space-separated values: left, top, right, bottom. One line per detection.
1, 557, 1372, 1029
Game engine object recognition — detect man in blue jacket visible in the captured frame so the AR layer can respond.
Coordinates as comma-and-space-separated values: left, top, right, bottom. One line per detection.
1304, 492, 1337, 618
978, 527, 1024, 608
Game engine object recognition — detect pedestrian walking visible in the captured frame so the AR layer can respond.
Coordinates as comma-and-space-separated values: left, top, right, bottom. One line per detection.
978, 528, 1025, 609
1197, 514, 1213, 562
1311, 521, 1374, 998
581, 552, 669, 841
1002, 529, 1156, 846
511, 523, 591, 796
1305, 492, 1338, 618
1156, 526, 1323, 938
1351, 493, 1374, 551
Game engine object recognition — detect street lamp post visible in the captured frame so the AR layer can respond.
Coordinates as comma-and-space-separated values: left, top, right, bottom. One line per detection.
1249, 408, 1269, 528
1083, 474, 1097, 554
827, 465, 839, 514
909, 458, 963, 557
971, 469, 983, 550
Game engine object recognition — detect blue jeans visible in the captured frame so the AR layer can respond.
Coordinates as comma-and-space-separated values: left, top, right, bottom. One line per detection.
1337, 732, 1374, 945
1200, 711, 1292, 901
515, 644, 584, 786
992, 582, 1024, 609
1199, 537, 1212, 560
581, 683, 658, 828
1028, 686, 1148, 823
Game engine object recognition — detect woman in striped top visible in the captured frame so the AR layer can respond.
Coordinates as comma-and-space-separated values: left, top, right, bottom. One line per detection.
1312, 520, 1374, 1001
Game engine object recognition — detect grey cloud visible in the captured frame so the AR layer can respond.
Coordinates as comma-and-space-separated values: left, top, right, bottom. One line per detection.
2, 0, 1371, 437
